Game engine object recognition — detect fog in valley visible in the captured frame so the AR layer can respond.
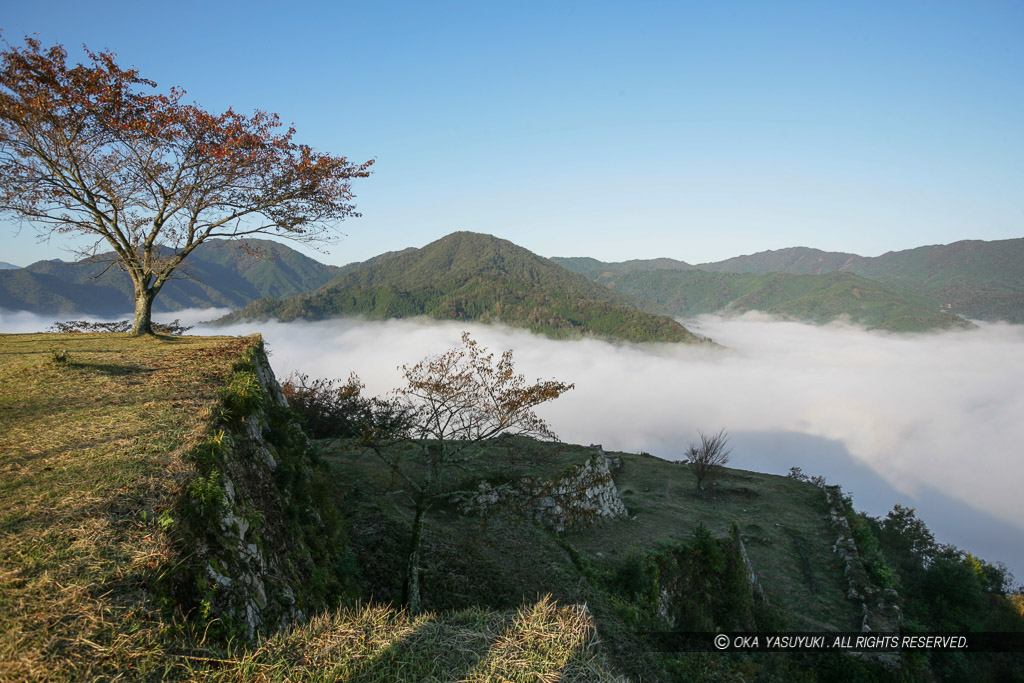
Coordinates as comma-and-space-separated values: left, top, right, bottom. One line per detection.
5, 308, 1023, 582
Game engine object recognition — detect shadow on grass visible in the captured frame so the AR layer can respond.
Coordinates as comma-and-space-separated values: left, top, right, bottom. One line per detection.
338, 598, 591, 682
70, 360, 150, 376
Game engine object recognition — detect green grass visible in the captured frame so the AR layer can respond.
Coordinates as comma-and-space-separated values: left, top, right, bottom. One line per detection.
321, 437, 869, 678
565, 453, 857, 631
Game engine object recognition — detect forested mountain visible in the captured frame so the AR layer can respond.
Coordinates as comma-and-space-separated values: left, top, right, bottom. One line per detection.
219, 232, 706, 344
582, 269, 972, 331
696, 246, 861, 275
847, 239, 1024, 323
0, 239, 340, 315
555, 237, 1023, 325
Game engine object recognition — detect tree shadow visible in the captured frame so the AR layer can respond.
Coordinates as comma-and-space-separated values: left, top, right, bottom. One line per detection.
71, 361, 150, 376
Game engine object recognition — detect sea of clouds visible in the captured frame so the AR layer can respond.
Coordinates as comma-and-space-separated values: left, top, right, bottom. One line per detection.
4, 307, 1022, 582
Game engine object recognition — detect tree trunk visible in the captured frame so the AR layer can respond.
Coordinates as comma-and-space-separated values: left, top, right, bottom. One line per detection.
403, 496, 426, 614
131, 286, 157, 336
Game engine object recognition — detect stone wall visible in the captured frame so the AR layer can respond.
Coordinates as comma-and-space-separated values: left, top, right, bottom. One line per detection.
820, 484, 902, 633
173, 338, 339, 639
461, 446, 628, 531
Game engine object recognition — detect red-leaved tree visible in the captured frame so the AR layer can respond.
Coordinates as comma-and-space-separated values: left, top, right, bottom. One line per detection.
0, 37, 373, 334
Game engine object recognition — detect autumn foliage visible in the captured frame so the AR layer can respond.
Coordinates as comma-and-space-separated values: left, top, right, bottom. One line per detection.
0, 36, 373, 334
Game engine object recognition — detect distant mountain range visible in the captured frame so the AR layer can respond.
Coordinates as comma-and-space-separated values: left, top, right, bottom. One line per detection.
219, 232, 705, 344
0, 262, 19, 270
567, 268, 970, 332
0, 239, 340, 316
3, 233, 1019, 337
554, 237, 1024, 327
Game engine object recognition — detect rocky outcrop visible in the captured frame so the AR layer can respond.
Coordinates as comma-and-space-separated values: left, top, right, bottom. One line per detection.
172, 337, 343, 640
461, 446, 628, 531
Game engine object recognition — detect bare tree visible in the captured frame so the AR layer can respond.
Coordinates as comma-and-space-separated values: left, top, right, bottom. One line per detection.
0, 37, 373, 335
362, 332, 573, 613
686, 428, 731, 491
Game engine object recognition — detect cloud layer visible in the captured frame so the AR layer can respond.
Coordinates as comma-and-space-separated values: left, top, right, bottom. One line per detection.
6, 308, 1022, 579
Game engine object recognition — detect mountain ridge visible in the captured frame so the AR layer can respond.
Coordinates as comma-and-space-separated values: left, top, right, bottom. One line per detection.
0, 238, 341, 316
218, 231, 706, 344
554, 237, 1024, 324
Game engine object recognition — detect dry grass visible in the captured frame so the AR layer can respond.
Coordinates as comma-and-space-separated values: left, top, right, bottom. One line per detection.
183, 596, 623, 682
0, 332, 253, 682
0, 333, 627, 682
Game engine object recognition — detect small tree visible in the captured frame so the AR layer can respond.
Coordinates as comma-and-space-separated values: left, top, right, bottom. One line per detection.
0, 37, 373, 335
686, 428, 731, 491
363, 332, 573, 613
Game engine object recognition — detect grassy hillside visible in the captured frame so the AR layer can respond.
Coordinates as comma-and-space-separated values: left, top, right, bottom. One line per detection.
0, 332, 252, 679
0, 333, 621, 681
221, 232, 706, 344
4, 332, 1020, 680
0, 239, 339, 316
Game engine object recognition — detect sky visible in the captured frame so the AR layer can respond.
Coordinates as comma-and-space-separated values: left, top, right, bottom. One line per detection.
2, 1, 1023, 267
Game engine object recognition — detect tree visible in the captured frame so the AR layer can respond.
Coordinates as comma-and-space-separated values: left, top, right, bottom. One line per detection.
0, 37, 373, 335
361, 332, 573, 613
685, 428, 731, 491
877, 503, 937, 573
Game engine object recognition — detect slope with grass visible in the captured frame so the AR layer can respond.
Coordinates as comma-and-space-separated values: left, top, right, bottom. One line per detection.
0, 332, 356, 678
5, 332, 1020, 680
0, 333, 622, 681
0, 238, 340, 316
323, 436, 882, 678
220, 231, 706, 344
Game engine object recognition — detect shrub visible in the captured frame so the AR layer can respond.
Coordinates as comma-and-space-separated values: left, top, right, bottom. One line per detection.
47, 319, 193, 335
281, 372, 411, 439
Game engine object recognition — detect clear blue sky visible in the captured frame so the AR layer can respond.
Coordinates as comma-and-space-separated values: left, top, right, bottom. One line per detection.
3, 0, 1023, 267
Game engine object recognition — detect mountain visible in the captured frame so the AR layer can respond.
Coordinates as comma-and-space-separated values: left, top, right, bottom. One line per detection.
584, 269, 972, 332
0, 262, 19, 270
219, 232, 706, 344
555, 237, 1024, 325
698, 239, 1024, 323
0, 239, 340, 315
552, 256, 695, 281
845, 239, 1024, 323
696, 246, 861, 275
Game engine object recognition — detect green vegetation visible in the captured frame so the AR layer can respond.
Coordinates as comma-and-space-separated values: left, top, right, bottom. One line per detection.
849, 238, 1024, 324
698, 239, 1024, 323
589, 269, 972, 331
0, 238, 340, 316
558, 238, 1024, 325
3, 331, 1022, 680
220, 231, 707, 344
0, 333, 618, 681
